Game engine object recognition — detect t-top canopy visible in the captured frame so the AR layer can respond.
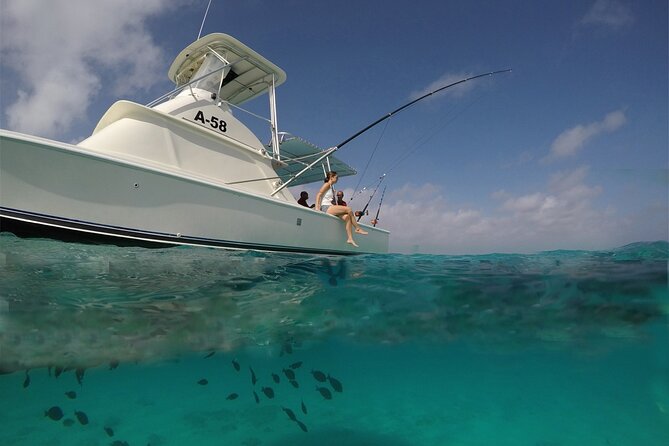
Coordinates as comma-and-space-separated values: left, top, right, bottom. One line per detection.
266, 134, 357, 187
168, 33, 287, 106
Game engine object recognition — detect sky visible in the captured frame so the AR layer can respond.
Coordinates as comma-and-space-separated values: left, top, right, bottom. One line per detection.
0, 0, 667, 254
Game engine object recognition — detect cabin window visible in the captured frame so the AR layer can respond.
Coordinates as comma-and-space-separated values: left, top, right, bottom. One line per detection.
192, 53, 230, 95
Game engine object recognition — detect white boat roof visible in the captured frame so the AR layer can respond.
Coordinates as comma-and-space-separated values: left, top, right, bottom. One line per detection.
266, 134, 357, 187
168, 33, 287, 106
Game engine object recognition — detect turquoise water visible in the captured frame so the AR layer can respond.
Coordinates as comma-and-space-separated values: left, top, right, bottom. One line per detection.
1, 234, 667, 445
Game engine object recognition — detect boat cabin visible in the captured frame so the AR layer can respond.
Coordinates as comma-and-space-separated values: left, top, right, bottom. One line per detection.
77, 34, 354, 202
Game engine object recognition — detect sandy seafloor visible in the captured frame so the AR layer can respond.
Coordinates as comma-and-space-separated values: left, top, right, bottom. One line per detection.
0, 236, 667, 445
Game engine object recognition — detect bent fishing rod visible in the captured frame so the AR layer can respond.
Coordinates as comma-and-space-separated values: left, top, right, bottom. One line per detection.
271, 69, 511, 195
334, 69, 511, 151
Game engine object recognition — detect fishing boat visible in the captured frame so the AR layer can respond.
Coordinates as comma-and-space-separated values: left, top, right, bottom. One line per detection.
0, 33, 389, 255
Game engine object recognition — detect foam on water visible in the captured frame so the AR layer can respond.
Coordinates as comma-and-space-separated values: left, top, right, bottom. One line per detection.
0, 235, 667, 445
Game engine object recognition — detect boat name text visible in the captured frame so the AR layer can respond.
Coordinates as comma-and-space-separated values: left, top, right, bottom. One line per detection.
193, 110, 227, 132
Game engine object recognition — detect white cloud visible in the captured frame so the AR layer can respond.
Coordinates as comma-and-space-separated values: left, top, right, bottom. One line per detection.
409, 72, 479, 102
0, 0, 179, 138
379, 167, 629, 254
545, 110, 626, 162
580, 0, 635, 29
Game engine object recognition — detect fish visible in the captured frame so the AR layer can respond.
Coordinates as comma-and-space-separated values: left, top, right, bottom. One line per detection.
250, 367, 257, 385
197, 379, 208, 385
311, 370, 327, 382
296, 420, 308, 432
289, 361, 303, 369
253, 391, 260, 404
54, 367, 63, 378
74, 410, 89, 425
75, 368, 85, 385
64, 391, 77, 399
327, 375, 343, 392
261, 386, 275, 399
109, 360, 119, 370
204, 351, 215, 359
289, 379, 299, 389
44, 406, 63, 421
271, 373, 280, 384
22, 371, 30, 388
110, 441, 130, 446
316, 386, 332, 400
282, 407, 297, 421
104, 426, 115, 437
301, 400, 307, 414
232, 359, 240, 371
282, 368, 296, 380
226, 393, 239, 400
62, 418, 75, 427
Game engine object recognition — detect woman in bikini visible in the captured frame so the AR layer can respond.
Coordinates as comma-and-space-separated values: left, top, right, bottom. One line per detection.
315, 171, 368, 247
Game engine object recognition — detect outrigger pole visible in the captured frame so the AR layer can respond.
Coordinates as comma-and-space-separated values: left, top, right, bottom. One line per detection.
271, 69, 511, 196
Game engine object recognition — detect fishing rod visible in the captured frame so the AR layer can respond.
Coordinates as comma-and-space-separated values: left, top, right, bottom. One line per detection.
272, 69, 511, 195
372, 186, 387, 227
333, 69, 512, 151
356, 174, 386, 222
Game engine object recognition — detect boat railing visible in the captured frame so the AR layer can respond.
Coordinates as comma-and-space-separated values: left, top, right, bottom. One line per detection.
146, 56, 247, 108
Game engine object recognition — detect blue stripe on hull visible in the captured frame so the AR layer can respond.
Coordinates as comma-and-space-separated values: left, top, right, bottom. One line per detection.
0, 207, 354, 255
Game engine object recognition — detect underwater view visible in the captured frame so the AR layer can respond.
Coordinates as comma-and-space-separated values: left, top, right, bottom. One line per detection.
0, 234, 667, 445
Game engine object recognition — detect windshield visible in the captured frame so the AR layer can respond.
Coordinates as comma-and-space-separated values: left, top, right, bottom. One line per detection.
192, 53, 229, 95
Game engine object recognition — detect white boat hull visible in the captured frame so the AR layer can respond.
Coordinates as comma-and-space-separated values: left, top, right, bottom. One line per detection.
0, 130, 389, 255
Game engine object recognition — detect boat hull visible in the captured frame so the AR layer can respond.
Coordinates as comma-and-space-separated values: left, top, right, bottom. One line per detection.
0, 131, 389, 255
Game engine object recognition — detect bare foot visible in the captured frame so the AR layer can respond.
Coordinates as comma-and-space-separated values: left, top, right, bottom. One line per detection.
355, 228, 368, 235
346, 239, 359, 247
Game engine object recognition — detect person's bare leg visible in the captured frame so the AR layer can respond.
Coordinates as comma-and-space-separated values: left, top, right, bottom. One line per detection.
328, 207, 360, 245
345, 218, 357, 247
348, 209, 368, 234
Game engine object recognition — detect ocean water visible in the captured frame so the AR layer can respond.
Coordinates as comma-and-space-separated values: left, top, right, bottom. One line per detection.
0, 234, 667, 446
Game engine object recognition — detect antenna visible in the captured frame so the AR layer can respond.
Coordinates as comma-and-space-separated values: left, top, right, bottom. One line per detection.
197, 0, 213, 40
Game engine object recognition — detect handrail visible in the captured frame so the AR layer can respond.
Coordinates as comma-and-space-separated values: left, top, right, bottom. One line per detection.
219, 99, 271, 123
145, 56, 249, 108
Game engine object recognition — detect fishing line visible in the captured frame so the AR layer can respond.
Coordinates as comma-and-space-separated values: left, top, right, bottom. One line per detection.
381, 91, 488, 176
351, 118, 391, 203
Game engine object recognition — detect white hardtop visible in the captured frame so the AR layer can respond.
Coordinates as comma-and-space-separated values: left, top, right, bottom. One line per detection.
168, 33, 287, 106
